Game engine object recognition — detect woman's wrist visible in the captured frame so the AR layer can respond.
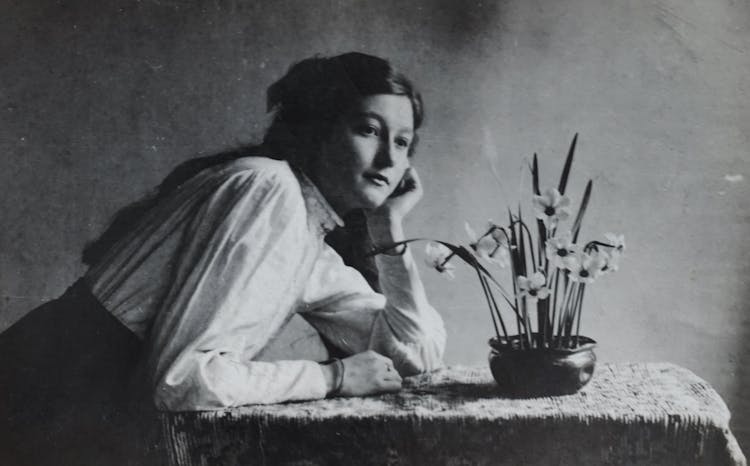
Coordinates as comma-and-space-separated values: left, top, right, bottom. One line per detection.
366, 213, 405, 244
367, 214, 409, 256
319, 358, 344, 397
320, 362, 336, 393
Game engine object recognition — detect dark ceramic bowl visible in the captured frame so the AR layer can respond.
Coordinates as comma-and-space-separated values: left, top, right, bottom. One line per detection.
488, 334, 597, 397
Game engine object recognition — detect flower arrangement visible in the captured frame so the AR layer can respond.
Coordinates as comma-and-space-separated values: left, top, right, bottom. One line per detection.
380, 135, 625, 351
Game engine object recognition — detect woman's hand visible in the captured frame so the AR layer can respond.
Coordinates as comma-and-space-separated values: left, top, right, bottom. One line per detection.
373, 166, 423, 223
321, 350, 402, 397
366, 167, 423, 248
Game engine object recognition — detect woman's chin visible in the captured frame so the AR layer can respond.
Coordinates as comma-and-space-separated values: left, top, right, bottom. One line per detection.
355, 190, 389, 211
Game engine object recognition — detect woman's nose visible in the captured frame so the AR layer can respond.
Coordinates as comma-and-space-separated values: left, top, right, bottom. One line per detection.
374, 140, 403, 168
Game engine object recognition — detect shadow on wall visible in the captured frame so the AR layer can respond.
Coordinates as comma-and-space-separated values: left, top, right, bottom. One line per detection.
420, 0, 506, 51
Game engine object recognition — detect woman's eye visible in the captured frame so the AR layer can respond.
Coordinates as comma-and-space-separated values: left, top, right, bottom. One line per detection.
358, 124, 379, 136
395, 137, 411, 149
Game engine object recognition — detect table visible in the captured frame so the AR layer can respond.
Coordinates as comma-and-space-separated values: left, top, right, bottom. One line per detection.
160, 363, 746, 465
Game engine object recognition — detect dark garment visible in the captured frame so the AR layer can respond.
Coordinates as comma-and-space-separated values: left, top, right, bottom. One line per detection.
0, 280, 162, 466
325, 209, 380, 292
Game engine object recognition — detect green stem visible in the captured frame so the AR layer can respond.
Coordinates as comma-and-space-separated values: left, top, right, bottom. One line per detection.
483, 274, 509, 339
557, 282, 576, 348
507, 235, 523, 346
476, 267, 502, 340
540, 298, 546, 348
566, 283, 584, 347
440, 251, 456, 268
574, 284, 586, 347
550, 268, 560, 343
512, 219, 537, 273
524, 306, 533, 350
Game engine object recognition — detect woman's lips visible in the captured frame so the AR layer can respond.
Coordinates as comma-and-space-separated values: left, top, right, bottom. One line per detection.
364, 173, 390, 187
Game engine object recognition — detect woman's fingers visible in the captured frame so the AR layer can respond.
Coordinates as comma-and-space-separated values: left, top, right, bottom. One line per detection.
375, 356, 402, 389
379, 369, 403, 390
375, 166, 423, 221
396, 167, 423, 200
403, 166, 422, 195
338, 351, 402, 396
381, 361, 401, 378
379, 379, 403, 392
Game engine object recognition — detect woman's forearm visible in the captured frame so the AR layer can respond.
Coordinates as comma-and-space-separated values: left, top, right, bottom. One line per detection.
366, 214, 406, 252
364, 216, 446, 373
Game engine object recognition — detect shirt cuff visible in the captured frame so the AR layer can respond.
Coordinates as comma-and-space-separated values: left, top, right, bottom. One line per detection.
283, 360, 329, 402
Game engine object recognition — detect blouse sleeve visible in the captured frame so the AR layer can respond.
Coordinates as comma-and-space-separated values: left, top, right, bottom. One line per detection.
144, 167, 328, 411
300, 244, 447, 376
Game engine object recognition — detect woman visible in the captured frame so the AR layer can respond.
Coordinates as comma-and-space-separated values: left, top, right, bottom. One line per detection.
0, 52, 445, 463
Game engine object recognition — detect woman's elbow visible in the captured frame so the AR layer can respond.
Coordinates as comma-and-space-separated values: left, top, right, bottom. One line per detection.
393, 333, 446, 376
152, 353, 242, 411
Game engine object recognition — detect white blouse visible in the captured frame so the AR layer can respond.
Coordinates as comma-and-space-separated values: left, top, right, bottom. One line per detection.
84, 156, 446, 411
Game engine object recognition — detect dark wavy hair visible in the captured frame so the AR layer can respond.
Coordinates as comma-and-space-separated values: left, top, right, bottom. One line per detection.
82, 52, 424, 290
262, 52, 423, 172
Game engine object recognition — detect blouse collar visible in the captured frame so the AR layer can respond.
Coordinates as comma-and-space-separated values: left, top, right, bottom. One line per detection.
292, 166, 345, 235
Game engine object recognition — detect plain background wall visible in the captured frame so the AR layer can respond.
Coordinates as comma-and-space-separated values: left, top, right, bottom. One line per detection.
2, 0, 749, 452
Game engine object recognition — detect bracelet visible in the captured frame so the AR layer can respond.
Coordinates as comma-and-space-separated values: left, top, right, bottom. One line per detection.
322, 358, 345, 396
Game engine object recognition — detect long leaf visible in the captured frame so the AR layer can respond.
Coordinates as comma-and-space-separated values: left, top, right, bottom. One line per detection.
508, 209, 520, 276
558, 133, 578, 195
531, 153, 547, 269
435, 242, 516, 308
453, 244, 528, 330
507, 209, 524, 337
479, 271, 508, 339
365, 237, 430, 257
369, 238, 518, 310
517, 202, 546, 346
515, 207, 535, 346
367, 238, 531, 332
514, 218, 538, 274
571, 180, 593, 243
517, 206, 527, 277
477, 268, 501, 340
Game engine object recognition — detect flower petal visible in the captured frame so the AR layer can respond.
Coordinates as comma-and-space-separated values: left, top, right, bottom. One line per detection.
475, 236, 496, 257
544, 188, 560, 206
517, 275, 530, 290
530, 271, 546, 288
604, 233, 626, 252
464, 222, 478, 242
489, 225, 507, 245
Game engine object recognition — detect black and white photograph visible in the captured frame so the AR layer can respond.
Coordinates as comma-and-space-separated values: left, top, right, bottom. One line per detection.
1, 1, 748, 464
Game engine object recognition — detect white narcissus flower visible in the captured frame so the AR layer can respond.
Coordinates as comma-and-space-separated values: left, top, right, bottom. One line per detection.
487, 241, 510, 268
545, 230, 577, 269
604, 233, 626, 254
424, 242, 455, 279
516, 271, 550, 301
533, 188, 571, 229
599, 249, 621, 273
489, 223, 508, 245
464, 222, 510, 268
602, 233, 625, 272
567, 250, 607, 284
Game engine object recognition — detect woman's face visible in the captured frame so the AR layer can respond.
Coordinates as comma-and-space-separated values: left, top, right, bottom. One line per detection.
313, 94, 415, 215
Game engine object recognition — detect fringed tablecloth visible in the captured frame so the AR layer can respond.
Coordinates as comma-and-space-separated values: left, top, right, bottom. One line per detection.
161, 363, 746, 465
